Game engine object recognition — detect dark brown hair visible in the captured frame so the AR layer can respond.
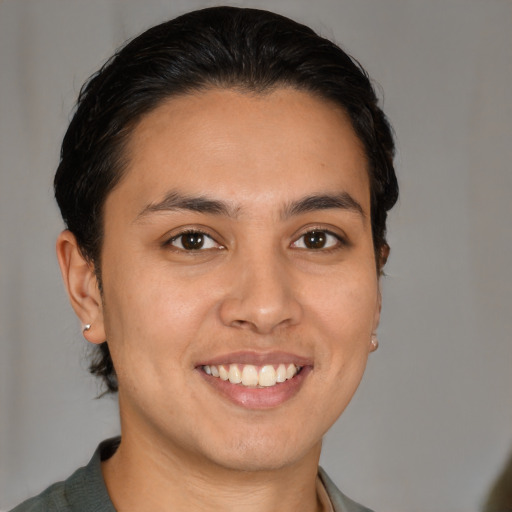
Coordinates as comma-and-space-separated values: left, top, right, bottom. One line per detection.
54, 6, 398, 393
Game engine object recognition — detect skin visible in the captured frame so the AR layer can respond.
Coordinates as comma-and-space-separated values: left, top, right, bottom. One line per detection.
57, 88, 382, 512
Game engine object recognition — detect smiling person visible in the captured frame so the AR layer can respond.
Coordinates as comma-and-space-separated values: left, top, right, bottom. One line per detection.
11, 6, 398, 512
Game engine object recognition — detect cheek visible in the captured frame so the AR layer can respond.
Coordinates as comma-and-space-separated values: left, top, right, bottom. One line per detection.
304, 272, 377, 421
101, 260, 219, 365
306, 268, 378, 364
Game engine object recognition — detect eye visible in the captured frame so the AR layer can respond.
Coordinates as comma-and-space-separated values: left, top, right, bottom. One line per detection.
291, 230, 342, 250
168, 231, 221, 251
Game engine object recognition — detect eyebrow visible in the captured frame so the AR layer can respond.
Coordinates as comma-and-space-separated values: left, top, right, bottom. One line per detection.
282, 192, 365, 221
136, 190, 239, 220
135, 190, 365, 222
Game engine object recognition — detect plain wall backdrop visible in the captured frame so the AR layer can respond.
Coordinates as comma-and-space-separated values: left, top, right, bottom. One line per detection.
1, 1, 511, 511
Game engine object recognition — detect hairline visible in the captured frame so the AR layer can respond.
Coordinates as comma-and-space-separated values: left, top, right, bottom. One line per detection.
86, 86, 378, 281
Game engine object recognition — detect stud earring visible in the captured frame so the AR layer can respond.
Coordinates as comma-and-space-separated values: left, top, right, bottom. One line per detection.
370, 334, 379, 351
83, 324, 91, 333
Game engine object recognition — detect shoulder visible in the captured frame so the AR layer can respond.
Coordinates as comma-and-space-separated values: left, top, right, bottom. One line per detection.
9, 480, 69, 512
9, 438, 119, 512
319, 467, 375, 512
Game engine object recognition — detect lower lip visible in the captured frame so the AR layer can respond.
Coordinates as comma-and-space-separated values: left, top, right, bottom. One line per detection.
197, 367, 311, 410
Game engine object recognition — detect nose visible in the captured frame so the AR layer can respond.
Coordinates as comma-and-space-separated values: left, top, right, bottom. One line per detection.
219, 252, 303, 335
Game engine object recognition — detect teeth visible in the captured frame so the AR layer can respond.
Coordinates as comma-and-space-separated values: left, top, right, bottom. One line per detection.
276, 364, 287, 383
203, 363, 301, 388
228, 364, 242, 384
259, 365, 277, 387
219, 365, 229, 381
241, 365, 258, 386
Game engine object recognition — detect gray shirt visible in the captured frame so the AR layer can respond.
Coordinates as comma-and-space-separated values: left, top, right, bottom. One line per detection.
10, 438, 373, 512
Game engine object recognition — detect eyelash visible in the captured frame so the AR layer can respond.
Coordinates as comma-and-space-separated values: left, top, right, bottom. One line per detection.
165, 229, 223, 252
164, 228, 347, 253
291, 229, 347, 252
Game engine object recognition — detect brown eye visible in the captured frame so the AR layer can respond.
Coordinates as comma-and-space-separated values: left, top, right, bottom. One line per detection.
303, 231, 327, 249
181, 232, 204, 250
169, 231, 219, 251
291, 230, 341, 250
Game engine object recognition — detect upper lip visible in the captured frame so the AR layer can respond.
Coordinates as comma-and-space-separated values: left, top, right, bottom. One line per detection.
197, 351, 313, 367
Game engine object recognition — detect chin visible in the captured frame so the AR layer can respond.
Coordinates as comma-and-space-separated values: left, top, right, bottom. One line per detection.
200, 429, 321, 473
211, 449, 306, 473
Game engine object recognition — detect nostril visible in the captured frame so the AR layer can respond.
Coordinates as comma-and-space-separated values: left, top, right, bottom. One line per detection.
230, 319, 252, 329
218, 277, 303, 334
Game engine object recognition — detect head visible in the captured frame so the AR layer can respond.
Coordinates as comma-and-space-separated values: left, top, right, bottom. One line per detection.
55, 6, 398, 471
55, 6, 397, 393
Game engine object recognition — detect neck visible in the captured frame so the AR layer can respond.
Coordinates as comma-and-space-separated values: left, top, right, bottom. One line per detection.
102, 427, 323, 512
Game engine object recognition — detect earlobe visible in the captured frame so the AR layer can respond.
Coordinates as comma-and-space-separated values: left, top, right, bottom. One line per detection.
370, 333, 379, 352
56, 230, 106, 344
370, 243, 389, 352
370, 285, 383, 353
378, 243, 390, 276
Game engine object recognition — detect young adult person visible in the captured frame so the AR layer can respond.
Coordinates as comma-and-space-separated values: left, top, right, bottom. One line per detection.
11, 6, 398, 512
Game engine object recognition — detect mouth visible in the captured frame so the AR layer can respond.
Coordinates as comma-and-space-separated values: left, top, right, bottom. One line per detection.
196, 353, 311, 409
201, 363, 302, 388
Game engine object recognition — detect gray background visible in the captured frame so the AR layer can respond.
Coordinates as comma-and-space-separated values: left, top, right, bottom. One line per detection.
1, 1, 511, 511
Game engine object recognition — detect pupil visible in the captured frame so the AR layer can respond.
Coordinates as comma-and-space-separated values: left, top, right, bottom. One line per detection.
305, 231, 326, 249
182, 233, 204, 250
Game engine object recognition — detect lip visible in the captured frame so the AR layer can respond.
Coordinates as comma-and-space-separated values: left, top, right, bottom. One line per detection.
196, 351, 313, 410
197, 350, 313, 367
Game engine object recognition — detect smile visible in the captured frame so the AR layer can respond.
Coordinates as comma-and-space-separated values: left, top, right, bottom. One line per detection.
202, 363, 302, 388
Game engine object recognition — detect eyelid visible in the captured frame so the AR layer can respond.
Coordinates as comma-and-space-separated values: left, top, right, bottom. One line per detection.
290, 225, 349, 250
163, 226, 225, 251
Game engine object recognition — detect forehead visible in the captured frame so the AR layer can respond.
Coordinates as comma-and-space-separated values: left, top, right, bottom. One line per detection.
110, 87, 370, 216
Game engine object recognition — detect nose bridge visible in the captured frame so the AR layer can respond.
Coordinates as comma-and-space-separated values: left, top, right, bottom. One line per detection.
219, 245, 302, 333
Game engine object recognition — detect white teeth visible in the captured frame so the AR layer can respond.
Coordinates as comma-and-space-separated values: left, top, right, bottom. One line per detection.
203, 363, 302, 388
228, 364, 242, 384
276, 364, 287, 383
219, 365, 229, 381
286, 363, 296, 379
259, 365, 277, 387
241, 365, 258, 386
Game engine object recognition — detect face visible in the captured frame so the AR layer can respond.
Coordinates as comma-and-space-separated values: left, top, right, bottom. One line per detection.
82, 88, 381, 472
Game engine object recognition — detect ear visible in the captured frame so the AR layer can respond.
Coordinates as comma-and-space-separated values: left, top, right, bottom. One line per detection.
369, 289, 382, 353
370, 243, 389, 353
56, 230, 106, 344
378, 243, 390, 275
